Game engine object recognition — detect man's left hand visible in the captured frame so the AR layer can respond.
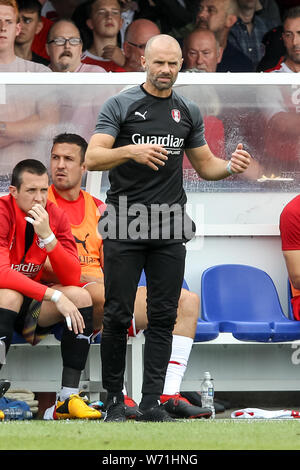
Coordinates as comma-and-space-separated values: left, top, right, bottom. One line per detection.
229, 143, 251, 174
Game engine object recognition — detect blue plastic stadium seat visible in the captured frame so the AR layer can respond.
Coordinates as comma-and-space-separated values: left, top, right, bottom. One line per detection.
11, 271, 219, 345
194, 318, 219, 342
181, 278, 219, 342
201, 264, 300, 342
287, 279, 294, 320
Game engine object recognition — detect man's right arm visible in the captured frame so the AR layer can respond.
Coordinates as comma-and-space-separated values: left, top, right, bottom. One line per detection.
85, 133, 169, 172
280, 202, 300, 291
0, 237, 83, 333
85, 133, 129, 170
282, 250, 300, 291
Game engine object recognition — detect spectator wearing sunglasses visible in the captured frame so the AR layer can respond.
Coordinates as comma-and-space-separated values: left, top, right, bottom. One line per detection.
46, 18, 106, 72
123, 18, 160, 72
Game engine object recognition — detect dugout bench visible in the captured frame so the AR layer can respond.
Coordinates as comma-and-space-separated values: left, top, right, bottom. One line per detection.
2, 333, 144, 403
3, 330, 300, 405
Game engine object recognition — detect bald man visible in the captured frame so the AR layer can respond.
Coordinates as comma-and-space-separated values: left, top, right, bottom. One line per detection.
123, 19, 160, 72
183, 29, 223, 72
196, 0, 254, 71
86, 34, 252, 422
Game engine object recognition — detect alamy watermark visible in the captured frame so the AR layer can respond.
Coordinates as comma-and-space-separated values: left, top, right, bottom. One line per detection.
97, 196, 204, 250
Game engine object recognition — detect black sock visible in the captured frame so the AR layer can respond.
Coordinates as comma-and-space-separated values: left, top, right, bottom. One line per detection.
139, 394, 160, 411
107, 391, 124, 406
61, 305, 93, 373
61, 366, 82, 389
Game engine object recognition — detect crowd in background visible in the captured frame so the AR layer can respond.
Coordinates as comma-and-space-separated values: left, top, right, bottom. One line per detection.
1, 0, 300, 74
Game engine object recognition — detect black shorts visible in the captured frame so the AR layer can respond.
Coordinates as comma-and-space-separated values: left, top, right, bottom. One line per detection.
14, 296, 52, 345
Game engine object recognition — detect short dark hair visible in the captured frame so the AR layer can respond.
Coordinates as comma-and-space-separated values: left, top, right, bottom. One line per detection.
16, 0, 41, 17
283, 6, 300, 23
11, 159, 48, 190
52, 133, 88, 164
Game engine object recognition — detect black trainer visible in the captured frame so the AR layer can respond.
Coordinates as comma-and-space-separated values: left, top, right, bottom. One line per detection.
104, 398, 126, 423
136, 404, 175, 422
181, 391, 225, 414
162, 394, 212, 419
0, 379, 10, 399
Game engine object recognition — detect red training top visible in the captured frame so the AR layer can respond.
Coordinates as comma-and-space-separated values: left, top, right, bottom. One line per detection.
280, 195, 300, 305
0, 194, 81, 301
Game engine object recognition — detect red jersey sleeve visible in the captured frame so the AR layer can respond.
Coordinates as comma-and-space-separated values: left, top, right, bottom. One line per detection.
280, 196, 300, 251
0, 202, 47, 300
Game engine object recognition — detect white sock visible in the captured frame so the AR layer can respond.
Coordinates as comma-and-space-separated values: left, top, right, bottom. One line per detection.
58, 386, 79, 401
122, 385, 127, 396
162, 335, 193, 396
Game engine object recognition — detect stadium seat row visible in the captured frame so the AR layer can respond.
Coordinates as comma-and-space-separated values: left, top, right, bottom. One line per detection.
12, 264, 300, 345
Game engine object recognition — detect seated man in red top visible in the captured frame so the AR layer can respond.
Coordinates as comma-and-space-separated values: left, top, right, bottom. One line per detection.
280, 195, 300, 320
44, 132, 210, 420
0, 159, 101, 420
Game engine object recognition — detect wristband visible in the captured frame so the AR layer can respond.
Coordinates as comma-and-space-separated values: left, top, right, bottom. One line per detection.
40, 232, 55, 245
226, 160, 234, 175
51, 290, 62, 303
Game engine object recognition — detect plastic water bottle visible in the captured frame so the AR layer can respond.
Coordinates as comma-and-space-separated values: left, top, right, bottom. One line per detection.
200, 371, 215, 419
0, 408, 33, 420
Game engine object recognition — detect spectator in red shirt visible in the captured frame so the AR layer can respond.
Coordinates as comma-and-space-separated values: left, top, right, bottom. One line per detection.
265, 7, 300, 73
81, 0, 126, 72
41, 0, 84, 22
0, 159, 101, 420
31, 14, 53, 60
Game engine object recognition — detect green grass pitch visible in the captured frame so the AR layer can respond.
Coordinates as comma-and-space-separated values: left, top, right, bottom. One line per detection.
0, 419, 300, 451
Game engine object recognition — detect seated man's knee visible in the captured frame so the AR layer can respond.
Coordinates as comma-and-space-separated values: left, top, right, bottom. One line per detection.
62, 286, 92, 309
92, 297, 105, 330
0, 289, 23, 312
85, 283, 105, 325
178, 289, 200, 321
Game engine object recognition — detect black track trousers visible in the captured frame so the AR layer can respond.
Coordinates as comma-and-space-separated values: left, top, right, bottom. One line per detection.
101, 237, 186, 396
